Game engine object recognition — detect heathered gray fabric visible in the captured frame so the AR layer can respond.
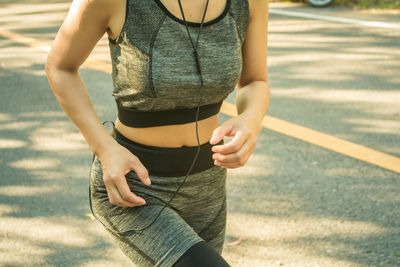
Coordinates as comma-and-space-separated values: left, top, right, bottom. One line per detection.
89, 155, 227, 267
108, 0, 250, 111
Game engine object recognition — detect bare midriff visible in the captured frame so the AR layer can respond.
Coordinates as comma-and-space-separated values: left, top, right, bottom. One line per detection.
114, 114, 220, 148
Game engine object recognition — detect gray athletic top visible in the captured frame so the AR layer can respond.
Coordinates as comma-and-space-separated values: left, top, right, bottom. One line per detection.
108, 0, 250, 127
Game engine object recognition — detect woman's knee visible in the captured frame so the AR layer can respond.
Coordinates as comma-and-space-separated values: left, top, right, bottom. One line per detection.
172, 241, 230, 267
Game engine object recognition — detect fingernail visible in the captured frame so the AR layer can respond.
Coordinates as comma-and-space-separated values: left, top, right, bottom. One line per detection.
146, 177, 151, 186
211, 136, 218, 143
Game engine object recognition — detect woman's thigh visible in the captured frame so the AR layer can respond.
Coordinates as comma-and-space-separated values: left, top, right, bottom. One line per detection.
171, 165, 227, 254
89, 155, 228, 266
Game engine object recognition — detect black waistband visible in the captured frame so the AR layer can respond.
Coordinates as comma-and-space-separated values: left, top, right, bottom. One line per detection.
110, 127, 224, 177
117, 100, 223, 128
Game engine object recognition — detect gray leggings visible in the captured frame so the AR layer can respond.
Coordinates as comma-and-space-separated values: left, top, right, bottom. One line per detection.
89, 127, 227, 266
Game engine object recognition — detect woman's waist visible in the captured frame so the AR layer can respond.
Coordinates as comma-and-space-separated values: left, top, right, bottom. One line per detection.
109, 125, 223, 177
114, 115, 219, 148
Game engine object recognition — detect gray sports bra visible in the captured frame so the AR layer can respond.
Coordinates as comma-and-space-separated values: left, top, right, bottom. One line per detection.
108, 0, 250, 127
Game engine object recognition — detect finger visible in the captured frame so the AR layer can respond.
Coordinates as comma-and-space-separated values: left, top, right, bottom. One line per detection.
214, 160, 241, 169
210, 125, 233, 145
213, 139, 252, 164
122, 147, 152, 186
215, 155, 251, 168
104, 182, 140, 207
129, 160, 151, 186
212, 131, 247, 154
114, 176, 147, 205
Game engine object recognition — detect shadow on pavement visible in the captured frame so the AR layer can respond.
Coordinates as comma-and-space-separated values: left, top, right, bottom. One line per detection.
0, 1, 399, 266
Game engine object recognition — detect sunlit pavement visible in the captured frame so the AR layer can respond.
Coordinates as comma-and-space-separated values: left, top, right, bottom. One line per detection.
0, 1, 399, 266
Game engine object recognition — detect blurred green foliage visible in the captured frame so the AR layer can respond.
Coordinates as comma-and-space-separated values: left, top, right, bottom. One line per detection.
336, 0, 400, 8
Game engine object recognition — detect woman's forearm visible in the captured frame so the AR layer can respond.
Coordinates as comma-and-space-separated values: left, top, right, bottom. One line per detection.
45, 66, 118, 158
235, 80, 271, 135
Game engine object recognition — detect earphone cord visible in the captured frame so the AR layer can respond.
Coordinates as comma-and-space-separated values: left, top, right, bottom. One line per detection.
88, 0, 210, 234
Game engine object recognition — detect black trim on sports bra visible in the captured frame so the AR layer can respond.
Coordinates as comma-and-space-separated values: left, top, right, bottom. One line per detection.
154, 0, 231, 27
117, 100, 223, 128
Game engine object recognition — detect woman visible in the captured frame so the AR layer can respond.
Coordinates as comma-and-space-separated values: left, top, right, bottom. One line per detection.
45, 0, 269, 266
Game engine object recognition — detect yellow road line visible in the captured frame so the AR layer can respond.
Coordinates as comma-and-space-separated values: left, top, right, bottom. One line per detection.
0, 28, 51, 52
221, 101, 400, 174
2, 27, 399, 174
0, 28, 111, 73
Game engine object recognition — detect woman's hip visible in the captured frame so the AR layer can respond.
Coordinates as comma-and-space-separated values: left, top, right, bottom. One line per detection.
110, 126, 224, 177
90, 154, 227, 218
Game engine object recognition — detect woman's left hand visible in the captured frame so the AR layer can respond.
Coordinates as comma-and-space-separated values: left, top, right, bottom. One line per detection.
209, 114, 258, 169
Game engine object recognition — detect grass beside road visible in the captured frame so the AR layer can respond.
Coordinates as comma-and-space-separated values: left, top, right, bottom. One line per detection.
335, 0, 400, 9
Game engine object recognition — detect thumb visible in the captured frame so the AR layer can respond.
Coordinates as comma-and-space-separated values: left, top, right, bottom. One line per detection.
210, 124, 232, 144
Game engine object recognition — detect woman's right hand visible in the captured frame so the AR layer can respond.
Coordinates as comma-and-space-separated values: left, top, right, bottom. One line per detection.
98, 142, 151, 208
44, 0, 150, 208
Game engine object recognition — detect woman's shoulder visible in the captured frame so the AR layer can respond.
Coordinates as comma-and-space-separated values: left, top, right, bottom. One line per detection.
69, 0, 118, 25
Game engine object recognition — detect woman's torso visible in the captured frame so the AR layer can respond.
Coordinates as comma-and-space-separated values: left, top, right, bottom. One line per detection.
105, 0, 247, 148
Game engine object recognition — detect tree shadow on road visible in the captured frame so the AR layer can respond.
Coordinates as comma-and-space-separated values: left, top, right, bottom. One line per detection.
1, 2, 400, 266
0, 63, 134, 266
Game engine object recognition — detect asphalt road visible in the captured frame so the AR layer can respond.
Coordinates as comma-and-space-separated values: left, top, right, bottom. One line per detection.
0, 1, 399, 266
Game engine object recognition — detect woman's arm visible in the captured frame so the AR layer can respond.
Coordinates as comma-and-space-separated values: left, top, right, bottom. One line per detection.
45, 0, 150, 207
236, 0, 270, 135
46, 0, 119, 156
209, 0, 270, 169
45, 0, 117, 156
